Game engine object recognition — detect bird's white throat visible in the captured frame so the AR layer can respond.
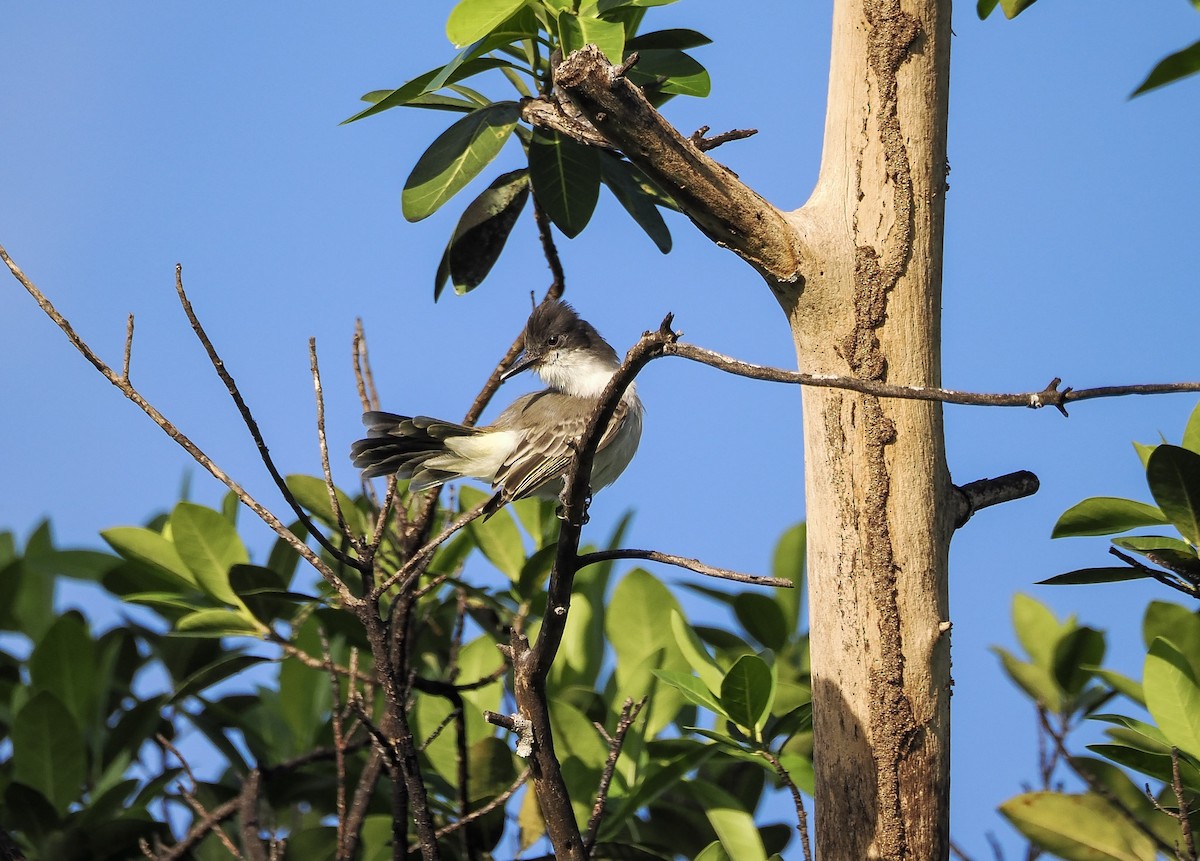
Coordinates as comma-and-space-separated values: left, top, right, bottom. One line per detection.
537, 350, 632, 400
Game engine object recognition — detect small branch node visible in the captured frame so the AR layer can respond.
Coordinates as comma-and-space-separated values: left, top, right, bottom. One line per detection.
485, 711, 534, 757
690, 126, 759, 152
612, 51, 639, 79
953, 470, 1040, 529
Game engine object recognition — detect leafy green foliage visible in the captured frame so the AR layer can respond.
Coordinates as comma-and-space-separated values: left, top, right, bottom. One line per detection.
347, 0, 715, 294
1049, 402, 1200, 598
0, 488, 812, 858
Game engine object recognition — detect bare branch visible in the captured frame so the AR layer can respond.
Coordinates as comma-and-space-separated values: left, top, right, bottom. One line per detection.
174, 265, 362, 569
122, 313, 135, 382
238, 770, 268, 861
520, 95, 615, 150
953, 471, 1041, 528
1172, 747, 1197, 861
309, 338, 357, 551
759, 748, 813, 861
689, 125, 759, 152
371, 495, 495, 598
584, 697, 647, 853
665, 341, 1200, 413
577, 548, 794, 588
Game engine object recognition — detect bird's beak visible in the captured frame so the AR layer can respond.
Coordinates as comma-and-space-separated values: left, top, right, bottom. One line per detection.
501, 352, 541, 382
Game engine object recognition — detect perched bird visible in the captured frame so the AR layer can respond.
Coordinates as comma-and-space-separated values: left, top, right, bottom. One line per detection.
350, 301, 643, 511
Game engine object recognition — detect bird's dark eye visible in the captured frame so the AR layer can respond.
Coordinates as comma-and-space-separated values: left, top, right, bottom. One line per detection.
546, 335, 561, 347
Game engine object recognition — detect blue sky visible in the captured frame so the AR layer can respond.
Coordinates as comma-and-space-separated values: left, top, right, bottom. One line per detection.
2, 1, 1199, 856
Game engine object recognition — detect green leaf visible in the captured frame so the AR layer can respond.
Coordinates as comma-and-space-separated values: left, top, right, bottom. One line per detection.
1133, 39, 1200, 96
1090, 668, 1145, 707
1111, 535, 1200, 576
344, 58, 513, 124
694, 843, 732, 861
170, 502, 248, 606
1145, 445, 1200, 545
608, 569, 689, 735
13, 692, 86, 813
598, 154, 672, 253
100, 526, 199, 590
403, 101, 521, 222
558, 11, 626, 63
1052, 497, 1167, 538
976, 0, 1000, 17
446, 0, 527, 47
733, 593, 789, 653
284, 474, 369, 536
436, 169, 530, 299
627, 49, 711, 97
720, 654, 776, 735
999, 791, 1157, 861
652, 668, 726, 716
999, 0, 1038, 18
460, 485, 527, 580
687, 781, 768, 861
627, 28, 712, 50
1142, 601, 1200, 680
1012, 593, 1066, 669
994, 647, 1062, 712
770, 522, 806, 633
1052, 626, 1104, 697
1183, 401, 1200, 454
174, 608, 265, 638
1144, 637, 1200, 760
1038, 567, 1152, 586
1133, 440, 1158, 468
528, 129, 601, 238
670, 609, 725, 693
28, 613, 96, 728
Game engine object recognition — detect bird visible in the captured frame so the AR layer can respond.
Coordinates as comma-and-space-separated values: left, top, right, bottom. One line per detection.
350, 301, 643, 513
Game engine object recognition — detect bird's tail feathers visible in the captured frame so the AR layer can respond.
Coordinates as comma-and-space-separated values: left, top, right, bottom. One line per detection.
351, 412, 480, 484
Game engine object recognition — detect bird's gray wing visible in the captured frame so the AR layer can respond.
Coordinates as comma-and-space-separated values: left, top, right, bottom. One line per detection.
491, 392, 630, 501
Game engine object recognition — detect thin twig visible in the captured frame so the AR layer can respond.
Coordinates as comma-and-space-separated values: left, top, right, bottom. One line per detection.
759, 748, 813, 861
576, 548, 793, 588
122, 313, 134, 382
1172, 747, 1197, 860
309, 338, 358, 552
173, 265, 361, 568
584, 697, 647, 853
238, 770, 268, 861
689, 125, 759, 152
1036, 709, 1177, 856
0, 245, 358, 607
320, 632, 348, 855
411, 768, 531, 848
371, 496, 495, 598
339, 750, 384, 861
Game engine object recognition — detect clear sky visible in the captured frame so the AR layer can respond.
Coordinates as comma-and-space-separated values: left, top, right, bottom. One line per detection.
2, 2, 1198, 856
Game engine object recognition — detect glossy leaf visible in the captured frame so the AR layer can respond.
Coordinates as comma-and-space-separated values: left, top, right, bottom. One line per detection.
446, 0, 527, 47
720, 654, 775, 735
1052, 497, 1167, 538
627, 28, 712, 50
652, 668, 725, 715
1090, 667, 1145, 707
999, 791, 1157, 861
460, 485, 527, 580
1145, 445, 1200, 545
435, 169, 530, 299
1183, 401, 1200, 454
100, 526, 198, 590
170, 502, 247, 606
1052, 626, 1104, 697
345, 58, 512, 124
1143, 637, 1200, 760
403, 102, 521, 222
687, 781, 768, 861
670, 609, 725, 694
627, 49, 711, 97
528, 130, 601, 238
598, 154, 672, 253
733, 593, 789, 652
1133, 39, 1200, 96
694, 843, 732, 861
284, 474, 369, 537
28, 613, 96, 727
994, 647, 1062, 712
1111, 535, 1200, 576
1038, 567, 1151, 586
558, 11, 626, 63
12, 691, 85, 813
1012, 593, 1066, 669
174, 608, 265, 638
1143, 601, 1200, 681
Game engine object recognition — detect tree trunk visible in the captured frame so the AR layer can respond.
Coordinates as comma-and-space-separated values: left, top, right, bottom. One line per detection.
786, 0, 953, 856
554, 0, 954, 855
